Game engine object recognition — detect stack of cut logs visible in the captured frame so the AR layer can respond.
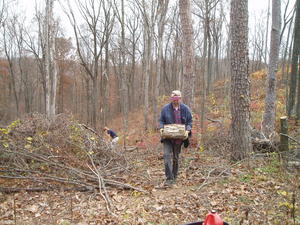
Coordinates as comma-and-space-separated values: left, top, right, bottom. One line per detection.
161, 124, 186, 139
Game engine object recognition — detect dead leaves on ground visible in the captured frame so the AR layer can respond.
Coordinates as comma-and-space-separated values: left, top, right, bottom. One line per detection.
0, 147, 299, 225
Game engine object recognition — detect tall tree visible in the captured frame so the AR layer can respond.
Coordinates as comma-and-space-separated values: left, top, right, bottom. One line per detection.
295, 0, 300, 120
153, 0, 169, 128
179, 0, 195, 107
0, 0, 7, 24
262, 0, 281, 138
56, 37, 73, 114
113, 0, 128, 146
136, 0, 158, 130
280, 2, 295, 102
45, 0, 58, 117
288, 0, 300, 117
264, 0, 271, 65
230, 0, 252, 160
126, 4, 141, 110
3, 18, 20, 118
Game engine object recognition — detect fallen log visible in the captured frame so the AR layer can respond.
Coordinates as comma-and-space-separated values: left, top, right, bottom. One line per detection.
0, 186, 91, 194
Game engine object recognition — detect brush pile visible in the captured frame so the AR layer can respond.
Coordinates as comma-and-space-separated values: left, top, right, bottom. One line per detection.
0, 113, 141, 194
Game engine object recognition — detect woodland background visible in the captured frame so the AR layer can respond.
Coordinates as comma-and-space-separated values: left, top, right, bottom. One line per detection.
0, 0, 297, 130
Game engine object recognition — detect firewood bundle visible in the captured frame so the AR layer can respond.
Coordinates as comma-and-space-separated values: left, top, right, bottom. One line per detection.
161, 124, 186, 139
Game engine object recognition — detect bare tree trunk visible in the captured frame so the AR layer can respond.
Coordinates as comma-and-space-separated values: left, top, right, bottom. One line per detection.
102, 34, 109, 126
153, 0, 169, 128
213, 3, 224, 81
171, 33, 180, 91
50, 54, 58, 117
3, 24, 20, 118
297, 64, 300, 120
45, 0, 50, 116
45, 0, 57, 118
179, 0, 195, 107
295, 0, 300, 120
127, 10, 140, 110
163, 8, 176, 95
120, 0, 128, 146
200, 16, 208, 131
206, 29, 212, 95
264, 0, 271, 65
286, 30, 294, 114
84, 77, 90, 124
230, 0, 252, 160
288, 0, 300, 117
143, 31, 152, 131
262, 0, 281, 138
91, 76, 98, 127
137, 0, 156, 130
280, 4, 295, 110
282, 14, 294, 101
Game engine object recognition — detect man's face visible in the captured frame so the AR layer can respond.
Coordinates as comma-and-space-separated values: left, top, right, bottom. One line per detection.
171, 95, 181, 104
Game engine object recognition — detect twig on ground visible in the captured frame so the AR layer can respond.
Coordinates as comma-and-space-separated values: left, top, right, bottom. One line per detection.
197, 166, 231, 190
86, 146, 116, 216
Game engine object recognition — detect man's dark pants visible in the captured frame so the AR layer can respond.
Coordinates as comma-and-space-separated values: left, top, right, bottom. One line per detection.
163, 141, 182, 181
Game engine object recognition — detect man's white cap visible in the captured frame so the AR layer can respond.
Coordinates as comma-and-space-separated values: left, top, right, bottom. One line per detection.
171, 90, 182, 97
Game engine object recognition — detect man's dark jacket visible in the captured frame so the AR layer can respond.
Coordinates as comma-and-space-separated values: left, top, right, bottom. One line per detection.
159, 103, 192, 147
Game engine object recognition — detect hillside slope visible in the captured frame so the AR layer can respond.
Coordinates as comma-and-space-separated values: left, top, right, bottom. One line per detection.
0, 70, 299, 225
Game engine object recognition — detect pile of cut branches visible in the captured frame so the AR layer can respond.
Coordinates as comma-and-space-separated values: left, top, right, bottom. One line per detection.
0, 113, 143, 197
203, 125, 281, 155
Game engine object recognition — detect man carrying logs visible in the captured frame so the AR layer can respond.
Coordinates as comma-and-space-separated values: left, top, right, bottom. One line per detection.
159, 90, 192, 186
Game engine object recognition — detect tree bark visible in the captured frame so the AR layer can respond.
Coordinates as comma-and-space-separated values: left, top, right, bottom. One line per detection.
179, 0, 195, 107
230, 0, 252, 160
45, 0, 58, 118
143, 30, 152, 131
282, 13, 295, 106
200, 11, 208, 132
138, 0, 155, 131
288, 0, 300, 116
3, 25, 20, 118
296, 0, 300, 120
153, 0, 169, 129
262, 0, 281, 138
264, 0, 271, 65
120, 0, 128, 146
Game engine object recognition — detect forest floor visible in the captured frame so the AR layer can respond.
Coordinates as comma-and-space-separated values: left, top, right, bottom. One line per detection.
1, 145, 299, 225
0, 69, 300, 225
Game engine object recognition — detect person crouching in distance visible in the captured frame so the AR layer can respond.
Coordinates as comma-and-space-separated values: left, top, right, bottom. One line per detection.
103, 127, 119, 148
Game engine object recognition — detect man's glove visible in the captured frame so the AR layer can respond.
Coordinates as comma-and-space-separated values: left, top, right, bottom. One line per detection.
184, 130, 189, 140
160, 128, 164, 136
